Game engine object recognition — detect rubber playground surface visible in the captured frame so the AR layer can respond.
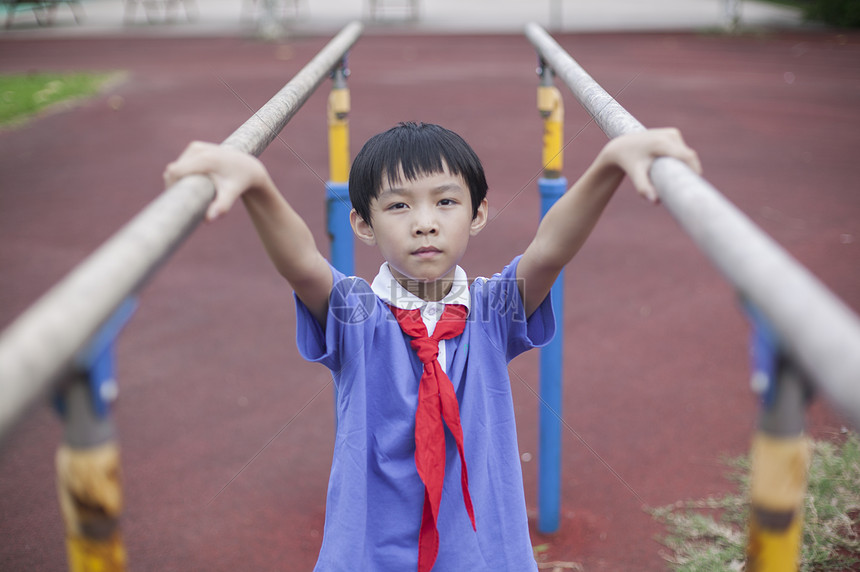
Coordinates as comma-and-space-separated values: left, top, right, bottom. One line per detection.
1, 26, 859, 571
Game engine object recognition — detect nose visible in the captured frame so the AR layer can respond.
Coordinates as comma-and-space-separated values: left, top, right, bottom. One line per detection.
413, 207, 438, 236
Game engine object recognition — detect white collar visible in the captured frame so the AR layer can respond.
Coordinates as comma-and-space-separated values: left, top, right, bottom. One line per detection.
372, 262, 469, 359
371, 262, 471, 314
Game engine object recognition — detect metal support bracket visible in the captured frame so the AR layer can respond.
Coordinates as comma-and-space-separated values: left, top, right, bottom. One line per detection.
330, 55, 350, 88
745, 302, 780, 409
536, 57, 553, 85
536, 58, 556, 119
55, 297, 138, 425
744, 300, 814, 415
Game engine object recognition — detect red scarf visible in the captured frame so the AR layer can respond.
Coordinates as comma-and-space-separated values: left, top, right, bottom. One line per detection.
389, 304, 476, 572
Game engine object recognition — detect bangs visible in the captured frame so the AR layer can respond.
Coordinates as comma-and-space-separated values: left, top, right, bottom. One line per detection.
381, 138, 461, 189
349, 122, 488, 223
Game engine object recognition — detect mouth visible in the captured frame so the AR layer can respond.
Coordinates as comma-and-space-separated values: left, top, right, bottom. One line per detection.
412, 246, 441, 258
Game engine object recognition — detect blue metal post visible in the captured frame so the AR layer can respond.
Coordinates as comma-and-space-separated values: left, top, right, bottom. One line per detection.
326, 182, 354, 276
538, 175, 567, 534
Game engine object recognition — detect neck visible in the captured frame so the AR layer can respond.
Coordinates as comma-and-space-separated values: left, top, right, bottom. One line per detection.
404, 279, 451, 302
390, 267, 455, 302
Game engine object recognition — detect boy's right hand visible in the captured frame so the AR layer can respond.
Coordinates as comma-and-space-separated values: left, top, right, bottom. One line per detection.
163, 142, 274, 222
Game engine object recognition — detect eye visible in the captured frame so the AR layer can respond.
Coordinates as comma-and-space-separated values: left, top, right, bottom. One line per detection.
438, 198, 458, 207
386, 202, 408, 211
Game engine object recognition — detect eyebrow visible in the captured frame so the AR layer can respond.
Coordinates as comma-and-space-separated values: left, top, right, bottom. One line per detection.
379, 183, 466, 197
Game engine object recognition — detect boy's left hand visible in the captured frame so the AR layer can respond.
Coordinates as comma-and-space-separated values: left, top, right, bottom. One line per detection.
603, 128, 702, 203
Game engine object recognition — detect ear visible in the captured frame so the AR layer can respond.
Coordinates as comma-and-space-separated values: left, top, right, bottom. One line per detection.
469, 198, 489, 236
350, 208, 376, 246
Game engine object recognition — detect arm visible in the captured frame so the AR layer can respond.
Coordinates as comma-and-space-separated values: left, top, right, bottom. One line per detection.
517, 128, 701, 317
164, 142, 333, 325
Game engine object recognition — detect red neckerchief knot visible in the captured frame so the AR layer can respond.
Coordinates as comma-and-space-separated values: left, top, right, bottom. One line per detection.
389, 303, 475, 572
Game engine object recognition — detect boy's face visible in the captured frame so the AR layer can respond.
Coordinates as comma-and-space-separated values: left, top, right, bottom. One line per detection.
350, 166, 488, 301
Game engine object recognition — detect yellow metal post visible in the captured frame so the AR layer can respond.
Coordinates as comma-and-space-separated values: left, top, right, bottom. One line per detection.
537, 62, 563, 179
57, 374, 126, 572
328, 65, 351, 184
57, 444, 126, 571
746, 432, 809, 571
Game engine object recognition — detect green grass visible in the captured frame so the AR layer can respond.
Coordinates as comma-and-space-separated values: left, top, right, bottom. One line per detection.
650, 432, 860, 571
756, 0, 860, 26
755, 0, 813, 8
0, 72, 118, 126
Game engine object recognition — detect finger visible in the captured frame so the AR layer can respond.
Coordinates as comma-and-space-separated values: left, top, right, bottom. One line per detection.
164, 141, 219, 185
658, 138, 702, 177
684, 148, 703, 175
205, 182, 239, 222
163, 160, 207, 188
163, 162, 182, 187
629, 167, 659, 203
665, 131, 702, 175
667, 146, 702, 176
641, 184, 659, 204
205, 202, 223, 222
206, 196, 230, 222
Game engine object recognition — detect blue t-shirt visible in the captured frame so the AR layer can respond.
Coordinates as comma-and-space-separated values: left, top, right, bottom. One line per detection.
295, 256, 555, 571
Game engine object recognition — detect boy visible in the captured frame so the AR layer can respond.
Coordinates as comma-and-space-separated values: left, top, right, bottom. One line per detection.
164, 122, 700, 571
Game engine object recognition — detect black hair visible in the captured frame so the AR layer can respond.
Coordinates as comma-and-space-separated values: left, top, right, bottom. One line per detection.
348, 122, 488, 224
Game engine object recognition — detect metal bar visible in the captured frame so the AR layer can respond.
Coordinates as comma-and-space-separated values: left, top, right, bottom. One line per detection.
524, 22, 860, 428
222, 21, 363, 156
0, 21, 364, 443
525, 23, 645, 139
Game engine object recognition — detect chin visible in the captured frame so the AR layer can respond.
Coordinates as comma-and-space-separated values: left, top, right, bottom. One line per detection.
409, 274, 439, 284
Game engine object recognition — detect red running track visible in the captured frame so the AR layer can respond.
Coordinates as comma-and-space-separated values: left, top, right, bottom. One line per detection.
1, 30, 859, 570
